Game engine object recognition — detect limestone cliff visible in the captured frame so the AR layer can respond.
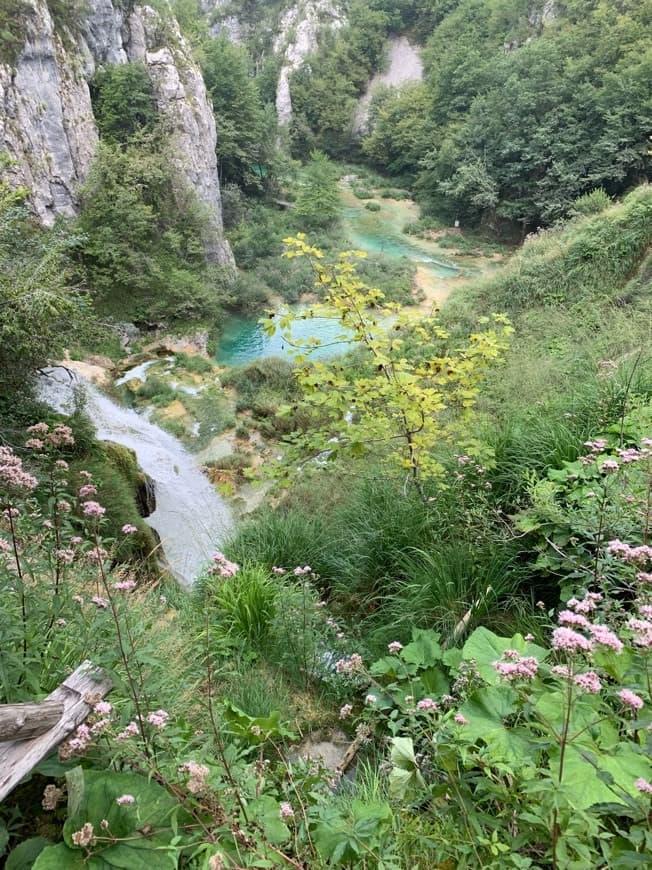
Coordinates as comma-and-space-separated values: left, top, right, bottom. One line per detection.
273, 0, 343, 126
0, 0, 233, 266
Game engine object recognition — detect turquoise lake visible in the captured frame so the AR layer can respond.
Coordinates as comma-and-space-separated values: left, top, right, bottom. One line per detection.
216, 187, 461, 367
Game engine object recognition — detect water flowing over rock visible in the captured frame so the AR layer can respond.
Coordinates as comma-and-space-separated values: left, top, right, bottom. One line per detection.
274, 0, 344, 126
39, 367, 233, 586
352, 36, 423, 135
0, 0, 233, 266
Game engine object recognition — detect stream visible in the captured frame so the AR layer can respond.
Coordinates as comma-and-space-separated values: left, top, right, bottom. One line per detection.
216, 185, 461, 367
39, 367, 232, 586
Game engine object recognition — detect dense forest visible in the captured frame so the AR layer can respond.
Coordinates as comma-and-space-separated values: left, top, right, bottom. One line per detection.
1, 0, 652, 867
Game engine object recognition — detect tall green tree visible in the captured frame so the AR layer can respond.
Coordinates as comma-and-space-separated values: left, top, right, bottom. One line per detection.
91, 63, 158, 146
77, 136, 229, 321
202, 37, 266, 189
294, 151, 341, 229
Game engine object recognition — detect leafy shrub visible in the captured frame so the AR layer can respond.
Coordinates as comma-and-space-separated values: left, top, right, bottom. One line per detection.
365, 201, 381, 211
570, 188, 611, 217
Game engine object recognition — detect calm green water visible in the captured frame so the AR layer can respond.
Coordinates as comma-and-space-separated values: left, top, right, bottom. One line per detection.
216, 192, 461, 367
342, 207, 460, 278
215, 311, 353, 366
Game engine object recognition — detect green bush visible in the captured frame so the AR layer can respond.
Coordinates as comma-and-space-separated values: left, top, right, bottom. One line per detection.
365, 201, 381, 212
208, 564, 279, 646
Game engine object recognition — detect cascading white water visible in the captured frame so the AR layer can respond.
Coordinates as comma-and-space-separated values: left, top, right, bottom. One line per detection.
39, 367, 232, 586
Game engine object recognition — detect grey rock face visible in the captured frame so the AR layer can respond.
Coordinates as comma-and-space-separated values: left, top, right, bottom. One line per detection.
0, 0, 98, 225
0, 0, 232, 265
274, 0, 344, 126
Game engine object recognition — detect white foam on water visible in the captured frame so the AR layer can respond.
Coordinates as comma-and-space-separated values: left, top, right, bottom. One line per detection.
39, 367, 232, 586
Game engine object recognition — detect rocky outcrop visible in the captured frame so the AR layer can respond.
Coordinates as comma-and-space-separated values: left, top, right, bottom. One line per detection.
274, 0, 343, 126
352, 36, 423, 135
0, 2, 97, 224
0, 0, 233, 266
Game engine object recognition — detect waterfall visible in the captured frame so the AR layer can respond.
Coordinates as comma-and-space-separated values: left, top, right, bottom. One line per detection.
38, 367, 232, 586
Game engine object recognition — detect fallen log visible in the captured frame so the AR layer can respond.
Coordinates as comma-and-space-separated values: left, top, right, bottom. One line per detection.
0, 662, 111, 802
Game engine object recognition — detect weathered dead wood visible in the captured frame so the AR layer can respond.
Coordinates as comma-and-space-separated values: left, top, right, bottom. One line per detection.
0, 700, 64, 742
0, 662, 111, 802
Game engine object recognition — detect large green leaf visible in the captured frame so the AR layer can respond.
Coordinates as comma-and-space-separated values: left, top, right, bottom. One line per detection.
247, 796, 291, 845
457, 685, 534, 765
401, 629, 442, 668
40, 768, 186, 869
389, 736, 425, 798
6, 837, 51, 870
549, 743, 652, 810
462, 627, 548, 685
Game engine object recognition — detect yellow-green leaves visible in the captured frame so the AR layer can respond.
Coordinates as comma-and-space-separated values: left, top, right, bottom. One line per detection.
270, 238, 513, 497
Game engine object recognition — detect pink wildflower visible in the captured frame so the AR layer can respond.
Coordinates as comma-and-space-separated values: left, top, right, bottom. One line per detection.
618, 689, 644, 711
416, 698, 438, 711
117, 721, 139, 740
588, 623, 623, 653
121, 524, 137, 534
113, 579, 136, 592
272, 566, 286, 574
147, 709, 169, 729
635, 778, 652, 794
335, 654, 362, 674
210, 551, 238, 578
25, 438, 44, 450
91, 596, 109, 609
339, 704, 353, 719
27, 422, 49, 436
365, 694, 377, 704
388, 641, 403, 654
280, 802, 295, 821
454, 714, 468, 725
179, 761, 210, 793
0, 446, 38, 491
71, 823, 96, 847
627, 618, 652, 648
552, 627, 593, 653
574, 671, 602, 694
94, 701, 112, 715
558, 610, 590, 628
493, 654, 539, 681
601, 459, 619, 472
79, 484, 98, 498
116, 794, 135, 805
82, 501, 105, 517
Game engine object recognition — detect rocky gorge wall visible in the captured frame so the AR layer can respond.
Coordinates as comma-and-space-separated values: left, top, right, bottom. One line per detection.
0, 0, 233, 266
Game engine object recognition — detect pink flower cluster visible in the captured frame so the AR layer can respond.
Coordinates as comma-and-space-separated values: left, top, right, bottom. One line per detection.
113, 579, 136, 592
117, 721, 139, 740
416, 698, 438, 711
607, 540, 652, 564
26, 422, 74, 449
116, 794, 135, 806
493, 649, 539, 681
618, 689, 644, 711
388, 641, 403, 654
339, 703, 353, 719
147, 709, 169, 729
210, 551, 239, 578
179, 761, 210, 793
573, 670, 602, 694
82, 501, 105, 518
335, 653, 363, 674
0, 446, 38, 492
293, 565, 312, 575
627, 616, 652, 648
